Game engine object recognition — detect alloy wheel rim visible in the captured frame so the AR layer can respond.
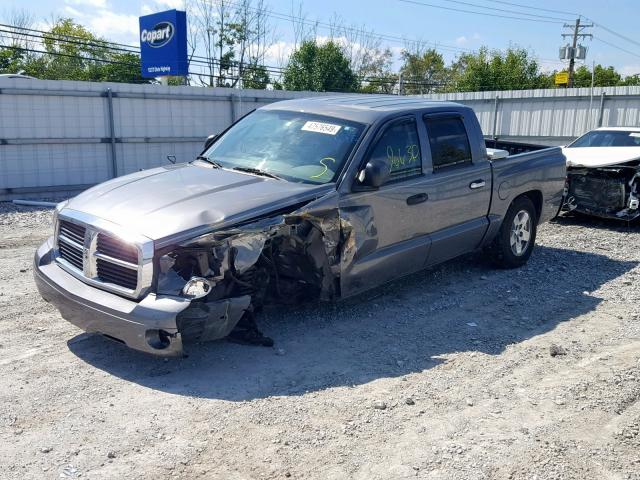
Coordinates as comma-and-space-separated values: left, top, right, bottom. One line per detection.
510, 210, 531, 256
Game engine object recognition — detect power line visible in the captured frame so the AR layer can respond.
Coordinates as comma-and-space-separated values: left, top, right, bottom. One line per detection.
0, 23, 287, 74
587, 20, 640, 50
0, 44, 142, 68
481, 0, 579, 17
0, 27, 140, 55
204, 0, 476, 54
593, 36, 640, 61
398, 0, 567, 24
0, 23, 138, 52
413, 0, 572, 22
0, 42, 563, 91
0, 41, 445, 88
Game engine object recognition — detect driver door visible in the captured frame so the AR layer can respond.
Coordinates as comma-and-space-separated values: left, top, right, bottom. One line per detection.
339, 116, 433, 297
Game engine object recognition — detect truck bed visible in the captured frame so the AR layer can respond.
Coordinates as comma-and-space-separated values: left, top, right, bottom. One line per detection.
485, 139, 551, 156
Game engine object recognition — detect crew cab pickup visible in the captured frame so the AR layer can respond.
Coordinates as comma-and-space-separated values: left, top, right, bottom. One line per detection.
34, 96, 566, 356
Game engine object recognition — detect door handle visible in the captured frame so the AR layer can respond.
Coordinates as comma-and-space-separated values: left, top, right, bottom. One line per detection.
469, 179, 486, 189
406, 193, 428, 205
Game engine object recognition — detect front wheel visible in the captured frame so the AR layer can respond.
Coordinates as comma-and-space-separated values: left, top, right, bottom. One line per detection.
491, 196, 537, 268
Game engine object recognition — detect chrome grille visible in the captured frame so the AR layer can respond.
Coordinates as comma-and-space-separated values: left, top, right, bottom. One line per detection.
95, 233, 139, 290
96, 233, 138, 264
58, 220, 85, 270
96, 258, 138, 290
53, 212, 154, 300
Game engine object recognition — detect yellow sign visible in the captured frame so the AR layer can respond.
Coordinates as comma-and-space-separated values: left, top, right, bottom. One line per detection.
555, 72, 569, 85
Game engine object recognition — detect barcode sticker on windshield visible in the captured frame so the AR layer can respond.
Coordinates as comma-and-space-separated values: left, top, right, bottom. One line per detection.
302, 121, 342, 135
629, 132, 640, 138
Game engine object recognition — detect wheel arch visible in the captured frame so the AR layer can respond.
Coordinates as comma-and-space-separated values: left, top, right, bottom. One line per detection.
515, 190, 543, 224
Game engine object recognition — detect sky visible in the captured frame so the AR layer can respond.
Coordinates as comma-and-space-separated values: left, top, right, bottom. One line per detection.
3, 0, 640, 77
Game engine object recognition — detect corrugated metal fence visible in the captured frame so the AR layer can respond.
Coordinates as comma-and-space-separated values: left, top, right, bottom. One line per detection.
418, 86, 640, 145
1, 79, 639, 200
0, 78, 328, 200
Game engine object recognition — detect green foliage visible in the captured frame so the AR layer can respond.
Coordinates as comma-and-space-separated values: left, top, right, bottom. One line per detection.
0, 48, 26, 73
399, 48, 447, 94
571, 65, 622, 87
283, 40, 359, 92
241, 64, 270, 89
97, 53, 145, 83
540, 64, 638, 89
358, 47, 397, 94
622, 74, 640, 86
0, 18, 148, 83
449, 47, 547, 92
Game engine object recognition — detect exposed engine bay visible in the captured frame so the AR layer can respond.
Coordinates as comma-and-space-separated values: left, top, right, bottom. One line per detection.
155, 205, 343, 347
565, 161, 640, 220
562, 128, 640, 221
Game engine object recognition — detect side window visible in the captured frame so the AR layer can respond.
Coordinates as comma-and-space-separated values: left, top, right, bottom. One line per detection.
367, 119, 422, 182
424, 116, 472, 170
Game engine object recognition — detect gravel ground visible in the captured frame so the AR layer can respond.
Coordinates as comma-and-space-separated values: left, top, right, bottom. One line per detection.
1, 203, 639, 480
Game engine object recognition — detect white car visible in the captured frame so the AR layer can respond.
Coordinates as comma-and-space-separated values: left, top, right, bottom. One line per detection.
0, 73, 36, 79
563, 127, 640, 220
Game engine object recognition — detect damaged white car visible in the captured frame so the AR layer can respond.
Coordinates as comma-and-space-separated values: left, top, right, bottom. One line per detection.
564, 127, 640, 220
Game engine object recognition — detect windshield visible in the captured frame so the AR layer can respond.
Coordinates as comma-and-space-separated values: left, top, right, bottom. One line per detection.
568, 130, 640, 148
200, 110, 366, 184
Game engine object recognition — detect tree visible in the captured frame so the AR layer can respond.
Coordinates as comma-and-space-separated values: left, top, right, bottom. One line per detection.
622, 74, 640, 86
0, 18, 147, 83
0, 48, 25, 73
399, 47, 448, 94
283, 40, 359, 92
571, 64, 622, 87
98, 53, 145, 83
450, 47, 547, 92
41, 18, 108, 81
359, 47, 397, 94
241, 63, 270, 89
193, 0, 274, 87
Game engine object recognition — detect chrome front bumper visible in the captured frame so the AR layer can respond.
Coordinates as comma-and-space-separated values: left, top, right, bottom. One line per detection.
34, 237, 190, 356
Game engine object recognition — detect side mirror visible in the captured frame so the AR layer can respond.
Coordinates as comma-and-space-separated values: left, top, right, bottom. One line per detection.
202, 133, 219, 154
357, 158, 390, 188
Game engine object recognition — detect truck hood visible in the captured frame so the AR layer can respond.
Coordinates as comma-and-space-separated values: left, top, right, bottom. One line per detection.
64, 163, 331, 241
563, 146, 640, 168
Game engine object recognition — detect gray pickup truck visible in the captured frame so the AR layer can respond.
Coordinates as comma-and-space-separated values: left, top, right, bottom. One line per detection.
34, 96, 566, 356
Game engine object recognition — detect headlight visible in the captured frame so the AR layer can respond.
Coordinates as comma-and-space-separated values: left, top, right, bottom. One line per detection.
181, 277, 213, 299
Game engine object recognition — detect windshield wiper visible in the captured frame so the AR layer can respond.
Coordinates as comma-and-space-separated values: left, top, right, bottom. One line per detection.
232, 166, 282, 180
195, 155, 223, 169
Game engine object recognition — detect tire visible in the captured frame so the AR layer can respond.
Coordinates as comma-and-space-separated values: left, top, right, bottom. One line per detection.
491, 196, 538, 269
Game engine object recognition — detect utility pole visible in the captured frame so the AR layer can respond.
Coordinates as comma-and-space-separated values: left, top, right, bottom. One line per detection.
561, 17, 593, 88
206, 28, 216, 87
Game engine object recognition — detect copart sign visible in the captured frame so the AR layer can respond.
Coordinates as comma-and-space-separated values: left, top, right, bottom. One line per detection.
141, 22, 175, 48
139, 9, 188, 77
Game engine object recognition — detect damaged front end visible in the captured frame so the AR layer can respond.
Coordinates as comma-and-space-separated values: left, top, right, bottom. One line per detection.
565, 161, 640, 220
155, 203, 343, 346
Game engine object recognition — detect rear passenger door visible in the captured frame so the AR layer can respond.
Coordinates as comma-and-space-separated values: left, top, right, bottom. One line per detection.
421, 113, 492, 265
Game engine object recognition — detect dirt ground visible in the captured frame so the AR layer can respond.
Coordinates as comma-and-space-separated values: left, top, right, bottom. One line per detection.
1, 204, 639, 480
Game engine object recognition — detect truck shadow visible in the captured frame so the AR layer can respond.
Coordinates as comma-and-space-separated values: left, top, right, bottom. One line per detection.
68, 245, 636, 401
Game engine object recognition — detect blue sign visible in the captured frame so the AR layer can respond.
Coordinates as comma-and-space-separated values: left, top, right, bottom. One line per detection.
139, 9, 188, 77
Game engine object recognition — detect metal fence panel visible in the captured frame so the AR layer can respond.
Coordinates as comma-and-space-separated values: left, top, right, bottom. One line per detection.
418, 86, 640, 144
1, 78, 639, 200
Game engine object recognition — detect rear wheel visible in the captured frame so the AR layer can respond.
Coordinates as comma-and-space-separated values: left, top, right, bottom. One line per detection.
491, 196, 537, 268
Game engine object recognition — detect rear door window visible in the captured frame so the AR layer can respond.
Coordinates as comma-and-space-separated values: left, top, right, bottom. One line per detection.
424, 116, 472, 170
